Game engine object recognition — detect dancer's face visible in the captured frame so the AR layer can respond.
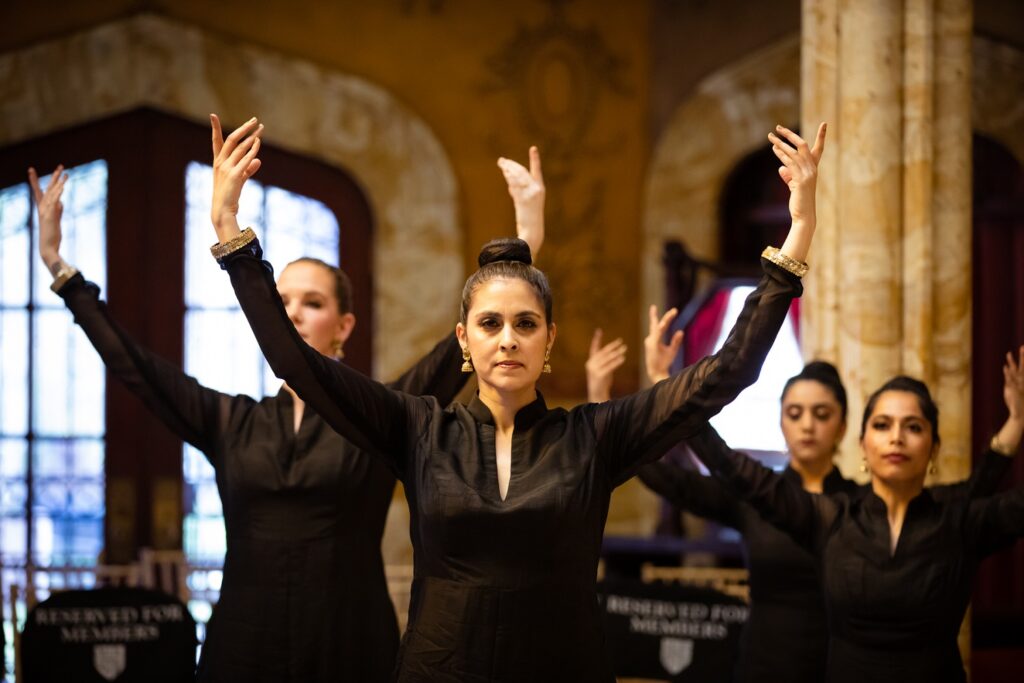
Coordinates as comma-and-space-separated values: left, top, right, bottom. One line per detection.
457, 277, 555, 398
277, 261, 354, 358
860, 390, 937, 487
780, 380, 846, 466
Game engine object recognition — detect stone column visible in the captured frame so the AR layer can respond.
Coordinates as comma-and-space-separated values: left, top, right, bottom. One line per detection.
800, 0, 973, 483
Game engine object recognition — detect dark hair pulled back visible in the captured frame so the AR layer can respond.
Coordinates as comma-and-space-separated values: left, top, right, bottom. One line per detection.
781, 360, 848, 420
460, 238, 553, 325
859, 375, 940, 443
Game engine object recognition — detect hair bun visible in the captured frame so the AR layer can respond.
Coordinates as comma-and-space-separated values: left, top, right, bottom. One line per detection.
478, 238, 533, 268
802, 360, 842, 384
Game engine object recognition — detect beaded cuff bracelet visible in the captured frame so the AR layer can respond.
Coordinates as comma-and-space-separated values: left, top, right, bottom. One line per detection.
210, 227, 257, 260
761, 246, 809, 278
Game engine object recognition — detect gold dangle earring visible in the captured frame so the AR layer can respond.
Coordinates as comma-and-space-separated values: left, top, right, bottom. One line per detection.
332, 340, 345, 359
461, 347, 474, 373
542, 349, 552, 374
859, 457, 868, 474
928, 458, 937, 476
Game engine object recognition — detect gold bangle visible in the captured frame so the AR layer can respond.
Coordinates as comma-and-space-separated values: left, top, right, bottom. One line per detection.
991, 433, 1016, 457
761, 246, 809, 278
50, 263, 80, 292
210, 227, 257, 260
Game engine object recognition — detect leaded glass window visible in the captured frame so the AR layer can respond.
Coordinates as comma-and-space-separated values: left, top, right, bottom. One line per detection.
1, 160, 108, 674
181, 161, 340, 625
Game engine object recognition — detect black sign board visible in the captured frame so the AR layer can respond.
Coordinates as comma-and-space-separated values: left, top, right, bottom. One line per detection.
600, 578, 748, 681
22, 587, 196, 683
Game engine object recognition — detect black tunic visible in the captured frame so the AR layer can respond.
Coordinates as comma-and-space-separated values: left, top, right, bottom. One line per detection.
684, 424, 1024, 683
221, 240, 803, 682
57, 274, 466, 683
638, 450, 1010, 683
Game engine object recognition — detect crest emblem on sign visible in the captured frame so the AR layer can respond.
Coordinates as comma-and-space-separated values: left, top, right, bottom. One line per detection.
660, 637, 694, 675
93, 644, 127, 681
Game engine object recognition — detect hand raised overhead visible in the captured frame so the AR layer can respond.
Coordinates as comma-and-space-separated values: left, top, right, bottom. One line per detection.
28, 165, 69, 273
497, 146, 545, 258
585, 328, 627, 403
210, 113, 264, 242
644, 305, 684, 385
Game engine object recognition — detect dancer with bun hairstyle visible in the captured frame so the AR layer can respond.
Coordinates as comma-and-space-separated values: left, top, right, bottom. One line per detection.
678, 349, 1024, 683
590, 330, 1010, 682
208, 115, 825, 681
29, 132, 545, 683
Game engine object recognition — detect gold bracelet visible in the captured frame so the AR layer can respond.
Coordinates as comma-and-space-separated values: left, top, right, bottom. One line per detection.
50, 262, 80, 292
210, 227, 257, 260
761, 246, 809, 278
991, 433, 1017, 457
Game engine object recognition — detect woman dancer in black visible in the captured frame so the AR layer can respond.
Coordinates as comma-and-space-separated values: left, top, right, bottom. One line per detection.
679, 352, 1024, 682
209, 114, 825, 681
29, 141, 545, 682
590, 329, 1011, 682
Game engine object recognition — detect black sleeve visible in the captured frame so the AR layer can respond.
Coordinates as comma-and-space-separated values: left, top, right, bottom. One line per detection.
637, 460, 741, 528
591, 258, 803, 485
966, 488, 1024, 557
57, 274, 239, 461
686, 423, 838, 554
222, 240, 428, 474
384, 332, 467, 405
930, 449, 1014, 502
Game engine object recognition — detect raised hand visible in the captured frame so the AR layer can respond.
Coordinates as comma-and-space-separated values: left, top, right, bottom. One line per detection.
210, 113, 264, 243
644, 305, 684, 384
28, 165, 69, 274
585, 328, 627, 403
497, 146, 545, 258
770, 122, 826, 263
993, 345, 1024, 456
1004, 346, 1024, 422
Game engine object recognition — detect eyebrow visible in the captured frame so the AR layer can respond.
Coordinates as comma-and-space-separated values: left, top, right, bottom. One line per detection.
870, 414, 925, 422
475, 310, 542, 318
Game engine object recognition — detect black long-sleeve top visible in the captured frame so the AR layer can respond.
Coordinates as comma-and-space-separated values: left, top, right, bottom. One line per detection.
638, 449, 1010, 683
684, 424, 1024, 683
221, 238, 803, 682
57, 273, 467, 683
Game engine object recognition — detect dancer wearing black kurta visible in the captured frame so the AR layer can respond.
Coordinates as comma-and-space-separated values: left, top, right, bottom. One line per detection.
681, 422, 1023, 683
218, 237, 802, 680
53, 272, 465, 682
209, 115, 825, 680
639, 448, 1010, 683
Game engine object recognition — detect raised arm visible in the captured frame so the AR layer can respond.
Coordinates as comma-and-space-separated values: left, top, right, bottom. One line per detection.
591, 123, 824, 484
637, 457, 741, 528
30, 166, 235, 459
933, 346, 1023, 501
686, 424, 837, 553
209, 115, 418, 469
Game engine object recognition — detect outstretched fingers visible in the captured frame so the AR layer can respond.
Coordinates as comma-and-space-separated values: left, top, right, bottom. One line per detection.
217, 116, 260, 165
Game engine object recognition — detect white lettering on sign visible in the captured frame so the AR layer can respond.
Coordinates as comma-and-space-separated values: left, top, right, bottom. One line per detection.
606, 594, 748, 641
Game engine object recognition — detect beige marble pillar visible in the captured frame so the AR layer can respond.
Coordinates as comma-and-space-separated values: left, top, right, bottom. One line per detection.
801, 0, 973, 483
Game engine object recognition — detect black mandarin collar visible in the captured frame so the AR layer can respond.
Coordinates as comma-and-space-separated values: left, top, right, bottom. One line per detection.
861, 485, 936, 516
781, 464, 856, 495
467, 392, 549, 431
